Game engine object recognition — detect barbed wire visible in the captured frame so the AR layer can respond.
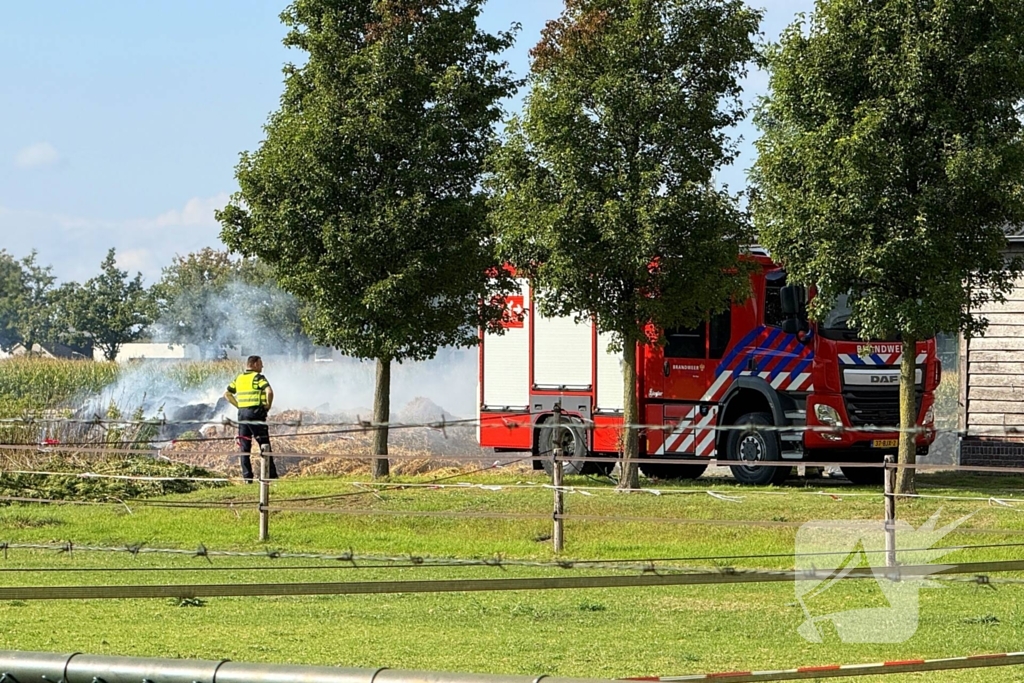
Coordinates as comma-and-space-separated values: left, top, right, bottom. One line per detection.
4, 469, 1024, 512
8, 488, 1024, 536
1, 539, 1023, 571
5, 441, 1024, 477
3, 412, 1023, 438
3, 558, 1024, 602
939, 575, 1024, 588
0, 414, 478, 429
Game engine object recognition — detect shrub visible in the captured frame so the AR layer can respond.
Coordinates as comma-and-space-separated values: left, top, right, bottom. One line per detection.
0, 453, 227, 502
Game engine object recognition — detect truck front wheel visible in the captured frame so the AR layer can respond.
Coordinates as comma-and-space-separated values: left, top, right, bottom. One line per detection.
726, 412, 790, 486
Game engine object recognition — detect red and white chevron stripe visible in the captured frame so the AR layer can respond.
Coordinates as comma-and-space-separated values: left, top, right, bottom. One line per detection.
627, 650, 1024, 681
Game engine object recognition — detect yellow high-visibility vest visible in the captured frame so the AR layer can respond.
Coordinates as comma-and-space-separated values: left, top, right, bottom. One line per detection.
228, 371, 270, 409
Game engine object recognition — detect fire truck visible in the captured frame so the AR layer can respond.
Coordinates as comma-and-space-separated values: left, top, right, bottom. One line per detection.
477, 253, 940, 485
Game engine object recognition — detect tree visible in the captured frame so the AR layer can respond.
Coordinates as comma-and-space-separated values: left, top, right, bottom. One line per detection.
56, 249, 156, 362
154, 248, 312, 359
488, 0, 760, 489
0, 250, 58, 354
154, 248, 311, 360
153, 248, 240, 357
752, 0, 1024, 493
218, 0, 518, 479
0, 251, 24, 352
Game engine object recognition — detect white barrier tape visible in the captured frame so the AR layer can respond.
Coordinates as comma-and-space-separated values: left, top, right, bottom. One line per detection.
342, 481, 1024, 506
633, 650, 1024, 681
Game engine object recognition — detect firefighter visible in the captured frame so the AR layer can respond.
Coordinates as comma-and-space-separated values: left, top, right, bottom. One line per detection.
224, 355, 278, 483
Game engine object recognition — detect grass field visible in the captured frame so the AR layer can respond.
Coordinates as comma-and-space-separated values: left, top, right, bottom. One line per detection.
2, 469, 1024, 682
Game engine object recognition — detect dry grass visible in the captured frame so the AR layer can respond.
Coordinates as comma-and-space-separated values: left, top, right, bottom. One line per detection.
161, 408, 501, 479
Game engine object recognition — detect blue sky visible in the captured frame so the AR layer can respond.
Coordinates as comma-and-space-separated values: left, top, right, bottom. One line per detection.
0, 0, 814, 283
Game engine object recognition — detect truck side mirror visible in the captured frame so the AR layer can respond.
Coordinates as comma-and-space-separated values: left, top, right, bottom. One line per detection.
781, 318, 811, 342
780, 285, 807, 317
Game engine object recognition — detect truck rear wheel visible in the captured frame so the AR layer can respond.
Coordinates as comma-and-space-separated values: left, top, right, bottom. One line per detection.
640, 462, 708, 480
726, 412, 790, 486
538, 416, 590, 476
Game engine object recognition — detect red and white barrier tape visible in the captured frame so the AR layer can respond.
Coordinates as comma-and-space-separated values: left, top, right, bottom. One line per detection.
631, 650, 1024, 681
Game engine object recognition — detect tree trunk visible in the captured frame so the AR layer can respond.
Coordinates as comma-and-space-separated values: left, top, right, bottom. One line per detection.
372, 356, 391, 479
617, 341, 640, 490
895, 336, 917, 495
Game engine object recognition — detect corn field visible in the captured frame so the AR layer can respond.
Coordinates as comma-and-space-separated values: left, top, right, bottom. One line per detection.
0, 358, 120, 419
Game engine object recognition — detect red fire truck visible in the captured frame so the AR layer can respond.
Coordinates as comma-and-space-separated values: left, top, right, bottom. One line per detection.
477, 253, 940, 485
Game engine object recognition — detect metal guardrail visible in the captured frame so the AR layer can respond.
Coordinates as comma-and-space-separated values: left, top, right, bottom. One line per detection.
0, 650, 611, 683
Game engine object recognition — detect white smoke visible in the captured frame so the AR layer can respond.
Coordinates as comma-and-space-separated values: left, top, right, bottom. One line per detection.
260, 349, 478, 420
80, 349, 477, 424
81, 280, 481, 431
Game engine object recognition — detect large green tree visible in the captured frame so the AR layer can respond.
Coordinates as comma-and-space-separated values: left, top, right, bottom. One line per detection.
154, 248, 310, 359
0, 250, 57, 355
489, 0, 760, 489
218, 0, 518, 478
0, 251, 25, 352
56, 249, 156, 362
153, 248, 239, 358
753, 0, 1024, 493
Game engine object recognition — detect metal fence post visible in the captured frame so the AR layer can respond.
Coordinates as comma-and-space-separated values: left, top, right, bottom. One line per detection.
552, 406, 564, 553
258, 449, 270, 542
884, 454, 896, 570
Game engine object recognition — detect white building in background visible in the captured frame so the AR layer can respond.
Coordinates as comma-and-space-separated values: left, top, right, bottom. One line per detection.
94, 343, 200, 363
94, 343, 247, 363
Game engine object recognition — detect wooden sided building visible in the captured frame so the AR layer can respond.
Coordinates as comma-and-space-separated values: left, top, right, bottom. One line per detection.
959, 231, 1024, 468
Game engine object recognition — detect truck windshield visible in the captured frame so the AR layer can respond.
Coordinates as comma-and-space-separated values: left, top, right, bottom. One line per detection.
818, 294, 899, 342
820, 294, 853, 338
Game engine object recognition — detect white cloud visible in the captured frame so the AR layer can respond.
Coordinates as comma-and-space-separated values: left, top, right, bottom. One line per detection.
153, 193, 229, 228
115, 248, 159, 275
15, 142, 60, 169
0, 193, 230, 283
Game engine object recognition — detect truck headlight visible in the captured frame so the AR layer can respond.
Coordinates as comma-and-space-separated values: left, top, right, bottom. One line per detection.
814, 404, 843, 427
923, 406, 935, 425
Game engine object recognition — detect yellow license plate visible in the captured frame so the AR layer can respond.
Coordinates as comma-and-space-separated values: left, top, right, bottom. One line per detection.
872, 439, 899, 449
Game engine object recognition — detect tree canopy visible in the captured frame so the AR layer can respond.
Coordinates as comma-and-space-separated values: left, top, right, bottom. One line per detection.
153, 247, 310, 358
0, 250, 57, 354
754, 0, 1024, 340
56, 248, 156, 362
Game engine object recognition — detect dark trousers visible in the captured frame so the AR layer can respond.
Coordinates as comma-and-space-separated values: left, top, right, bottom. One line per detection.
237, 409, 278, 481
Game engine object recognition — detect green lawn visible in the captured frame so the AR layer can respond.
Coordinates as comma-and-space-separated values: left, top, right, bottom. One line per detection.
2, 470, 1024, 682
